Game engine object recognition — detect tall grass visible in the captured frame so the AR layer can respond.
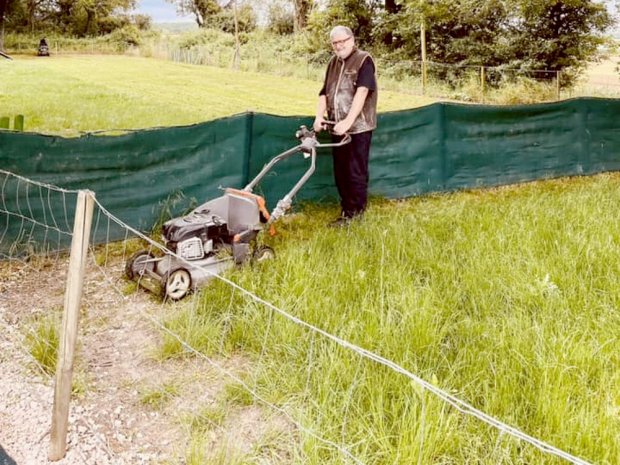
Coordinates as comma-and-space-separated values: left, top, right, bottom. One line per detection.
161, 173, 620, 464
24, 310, 61, 375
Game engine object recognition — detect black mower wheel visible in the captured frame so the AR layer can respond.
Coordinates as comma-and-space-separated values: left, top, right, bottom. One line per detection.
126, 250, 156, 280
253, 246, 275, 263
161, 267, 192, 301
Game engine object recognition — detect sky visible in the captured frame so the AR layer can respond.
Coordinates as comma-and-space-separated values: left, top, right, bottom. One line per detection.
134, 0, 194, 23
134, 0, 271, 26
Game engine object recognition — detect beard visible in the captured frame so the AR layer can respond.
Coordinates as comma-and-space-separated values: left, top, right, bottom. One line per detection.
335, 48, 353, 60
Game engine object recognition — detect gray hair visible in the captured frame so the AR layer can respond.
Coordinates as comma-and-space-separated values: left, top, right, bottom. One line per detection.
329, 26, 353, 40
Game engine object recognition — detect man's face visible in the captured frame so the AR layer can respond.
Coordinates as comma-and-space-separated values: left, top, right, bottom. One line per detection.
331, 33, 354, 60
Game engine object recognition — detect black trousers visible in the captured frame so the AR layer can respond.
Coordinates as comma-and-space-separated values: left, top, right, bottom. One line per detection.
332, 131, 373, 218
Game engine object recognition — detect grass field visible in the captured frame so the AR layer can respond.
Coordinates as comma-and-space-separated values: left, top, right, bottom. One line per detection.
3, 53, 619, 463
0, 55, 437, 136
157, 176, 620, 464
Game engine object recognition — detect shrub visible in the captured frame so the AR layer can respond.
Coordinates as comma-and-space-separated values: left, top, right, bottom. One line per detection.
106, 25, 142, 50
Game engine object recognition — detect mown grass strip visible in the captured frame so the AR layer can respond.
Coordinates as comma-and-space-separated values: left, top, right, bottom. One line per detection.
0, 55, 435, 136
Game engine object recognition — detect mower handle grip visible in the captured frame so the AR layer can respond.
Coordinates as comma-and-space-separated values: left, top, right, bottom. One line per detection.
297, 122, 352, 148
316, 133, 351, 148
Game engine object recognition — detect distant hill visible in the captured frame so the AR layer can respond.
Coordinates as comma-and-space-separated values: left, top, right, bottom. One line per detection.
153, 22, 198, 33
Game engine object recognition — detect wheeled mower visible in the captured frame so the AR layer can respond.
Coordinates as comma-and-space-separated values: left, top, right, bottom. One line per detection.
126, 124, 350, 300
37, 38, 50, 57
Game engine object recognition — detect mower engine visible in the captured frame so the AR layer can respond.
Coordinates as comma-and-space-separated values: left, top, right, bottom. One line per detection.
162, 210, 229, 261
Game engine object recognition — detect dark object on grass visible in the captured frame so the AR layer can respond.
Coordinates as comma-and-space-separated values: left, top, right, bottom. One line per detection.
0, 51, 12, 60
38, 38, 50, 57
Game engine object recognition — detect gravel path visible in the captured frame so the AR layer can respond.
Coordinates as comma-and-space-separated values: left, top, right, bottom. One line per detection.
0, 255, 290, 464
0, 258, 180, 465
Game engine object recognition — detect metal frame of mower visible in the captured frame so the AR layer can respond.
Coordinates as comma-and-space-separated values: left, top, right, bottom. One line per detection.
126, 125, 350, 300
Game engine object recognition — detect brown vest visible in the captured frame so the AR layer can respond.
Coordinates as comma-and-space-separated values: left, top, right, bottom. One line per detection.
324, 48, 378, 134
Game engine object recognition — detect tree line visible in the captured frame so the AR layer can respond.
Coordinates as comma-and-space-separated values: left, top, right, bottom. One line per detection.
0, 0, 150, 48
169, 0, 616, 83
1, 0, 616, 83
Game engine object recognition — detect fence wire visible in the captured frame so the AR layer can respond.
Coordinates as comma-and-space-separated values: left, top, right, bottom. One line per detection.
0, 169, 603, 464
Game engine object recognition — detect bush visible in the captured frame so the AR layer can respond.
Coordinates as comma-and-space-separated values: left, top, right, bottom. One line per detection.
98, 15, 132, 35
204, 4, 257, 34
133, 14, 152, 31
106, 25, 142, 50
177, 28, 235, 50
267, 1, 294, 35
489, 76, 557, 104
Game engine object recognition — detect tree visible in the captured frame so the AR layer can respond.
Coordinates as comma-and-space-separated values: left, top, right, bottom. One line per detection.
379, 0, 401, 45
293, 0, 312, 32
306, 0, 380, 48
267, 0, 294, 35
166, 0, 221, 27
508, 0, 613, 78
0, 0, 16, 50
379, 0, 613, 83
24, 0, 50, 32
1, 0, 140, 37
1, 0, 33, 49
386, 0, 510, 64
204, 1, 256, 33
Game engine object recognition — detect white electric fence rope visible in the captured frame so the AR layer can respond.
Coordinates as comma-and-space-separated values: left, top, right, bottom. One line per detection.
0, 171, 596, 465
0, 169, 81, 194
0, 170, 78, 253
91, 197, 593, 465
153, 312, 366, 465
0, 172, 593, 465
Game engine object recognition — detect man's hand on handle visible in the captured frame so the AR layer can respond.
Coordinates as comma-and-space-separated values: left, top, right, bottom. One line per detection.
313, 117, 326, 133
332, 119, 353, 136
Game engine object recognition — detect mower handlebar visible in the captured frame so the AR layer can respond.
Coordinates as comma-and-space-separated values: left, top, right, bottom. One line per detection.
244, 125, 352, 214
295, 123, 352, 148
318, 132, 352, 147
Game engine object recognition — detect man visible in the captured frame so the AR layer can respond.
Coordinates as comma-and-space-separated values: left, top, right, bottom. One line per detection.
313, 25, 378, 227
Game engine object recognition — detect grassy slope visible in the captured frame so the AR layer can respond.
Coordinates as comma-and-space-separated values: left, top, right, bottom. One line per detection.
0, 55, 436, 136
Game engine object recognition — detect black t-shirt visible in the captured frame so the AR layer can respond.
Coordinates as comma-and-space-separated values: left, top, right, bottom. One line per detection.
319, 57, 377, 96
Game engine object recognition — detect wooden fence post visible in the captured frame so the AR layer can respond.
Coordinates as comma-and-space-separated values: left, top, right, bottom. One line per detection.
48, 190, 95, 461
14, 115, 24, 131
421, 21, 427, 95
556, 71, 561, 101
480, 66, 486, 104
0, 115, 25, 131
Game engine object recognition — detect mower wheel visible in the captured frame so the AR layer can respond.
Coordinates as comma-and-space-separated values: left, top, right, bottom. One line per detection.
161, 267, 192, 301
253, 246, 275, 263
126, 250, 156, 280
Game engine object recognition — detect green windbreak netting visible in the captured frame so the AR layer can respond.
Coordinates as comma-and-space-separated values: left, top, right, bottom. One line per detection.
1, 98, 619, 252
1, 115, 248, 250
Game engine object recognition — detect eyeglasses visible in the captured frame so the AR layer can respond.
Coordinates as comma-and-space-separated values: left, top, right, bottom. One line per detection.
331, 36, 352, 47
